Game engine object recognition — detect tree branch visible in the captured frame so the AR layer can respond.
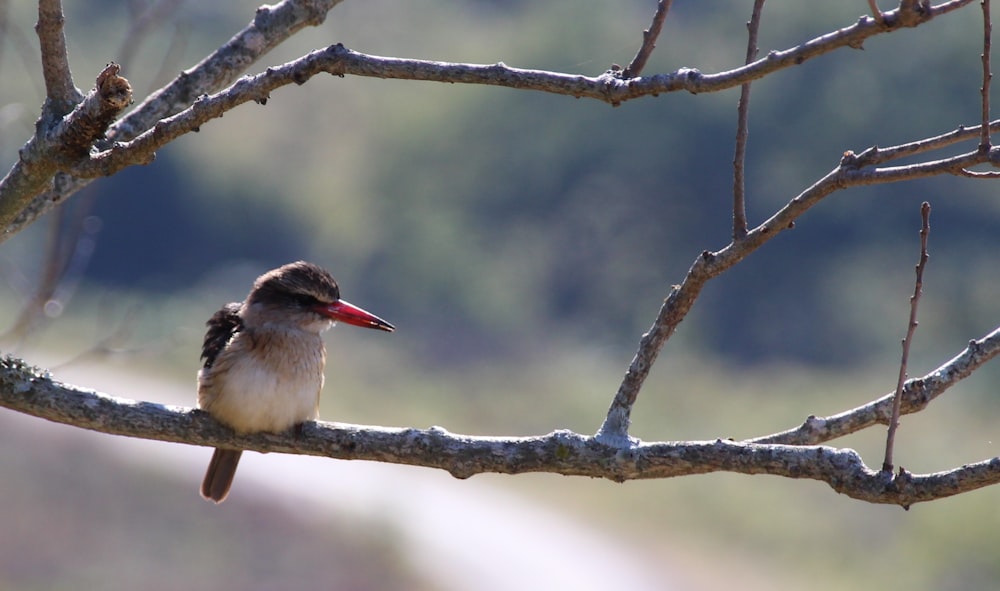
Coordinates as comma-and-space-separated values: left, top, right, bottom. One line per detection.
622, 0, 673, 79
871, 3, 887, 26
304, 1, 969, 103
750, 324, 1000, 445
732, 0, 766, 241
882, 201, 931, 472
981, 0, 993, 149
3, 0, 347, 239
35, 0, 82, 112
46, 23, 981, 185
849, 119, 1000, 166
0, 63, 131, 232
1, 352, 998, 508
2, 0, 997, 510
595, 132, 998, 444
5, 0, 980, 233
0, 0, 973, 241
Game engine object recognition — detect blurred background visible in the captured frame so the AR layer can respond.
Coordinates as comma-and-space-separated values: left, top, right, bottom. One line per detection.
2, 0, 1000, 589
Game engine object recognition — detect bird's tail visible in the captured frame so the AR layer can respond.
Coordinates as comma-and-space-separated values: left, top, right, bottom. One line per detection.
201, 448, 243, 503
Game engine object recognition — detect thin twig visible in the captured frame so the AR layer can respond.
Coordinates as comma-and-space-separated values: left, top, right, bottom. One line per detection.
868, 0, 885, 25
883, 202, 931, 473
732, 0, 766, 240
35, 0, 82, 112
981, 0, 993, 149
869, 0, 886, 25
622, 0, 674, 79
849, 119, 1000, 166
749, 323, 1000, 445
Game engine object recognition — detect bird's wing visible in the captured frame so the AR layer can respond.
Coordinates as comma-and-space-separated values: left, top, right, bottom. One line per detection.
201, 302, 243, 369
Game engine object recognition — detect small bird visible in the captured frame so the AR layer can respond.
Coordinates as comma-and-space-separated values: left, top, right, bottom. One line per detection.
197, 261, 394, 503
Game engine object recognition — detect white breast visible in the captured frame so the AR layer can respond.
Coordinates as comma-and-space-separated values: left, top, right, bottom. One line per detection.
198, 328, 326, 434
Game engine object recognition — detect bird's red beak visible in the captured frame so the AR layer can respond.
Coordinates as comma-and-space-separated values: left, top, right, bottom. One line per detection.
319, 299, 395, 332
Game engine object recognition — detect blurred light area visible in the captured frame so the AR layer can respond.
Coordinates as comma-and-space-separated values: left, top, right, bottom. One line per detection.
42, 299, 63, 318
0, 102, 25, 129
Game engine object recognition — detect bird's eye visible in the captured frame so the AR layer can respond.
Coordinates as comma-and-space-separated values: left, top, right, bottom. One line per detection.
289, 293, 319, 308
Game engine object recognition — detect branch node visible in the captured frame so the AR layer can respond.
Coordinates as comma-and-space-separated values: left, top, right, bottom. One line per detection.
840, 149, 861, 168
50, 63, 133, 161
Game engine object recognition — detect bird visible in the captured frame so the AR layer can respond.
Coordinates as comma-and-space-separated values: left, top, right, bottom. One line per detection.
197, 261, 394, 503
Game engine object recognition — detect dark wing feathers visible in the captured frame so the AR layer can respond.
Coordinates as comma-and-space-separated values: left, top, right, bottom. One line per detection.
201, 302, 243, 369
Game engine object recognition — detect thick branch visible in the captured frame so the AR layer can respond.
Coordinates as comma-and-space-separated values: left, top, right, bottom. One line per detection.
0, 354, 997, 507
326, 0, 967, 103
289, 2, 969, 104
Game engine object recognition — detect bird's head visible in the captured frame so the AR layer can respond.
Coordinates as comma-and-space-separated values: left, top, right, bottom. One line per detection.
243, 261, 395, 334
